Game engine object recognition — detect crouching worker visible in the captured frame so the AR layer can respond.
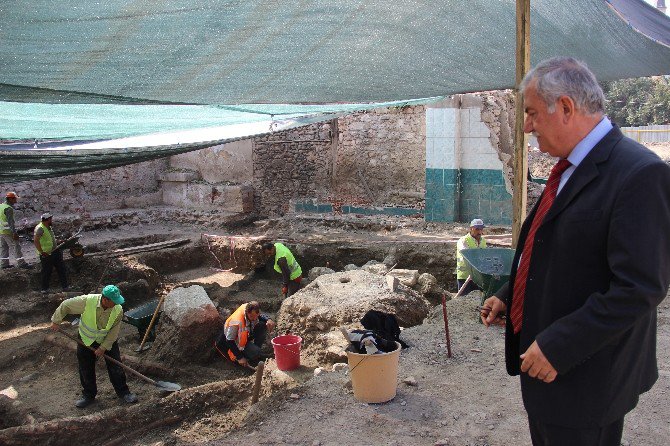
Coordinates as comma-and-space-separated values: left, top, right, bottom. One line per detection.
262, 242, 302, 297
214, 301, 275, 367
50, 285, 138, 408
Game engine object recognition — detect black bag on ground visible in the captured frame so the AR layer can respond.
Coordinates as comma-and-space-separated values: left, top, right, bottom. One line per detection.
360, 310, 409, 349
349, 329, 397, 354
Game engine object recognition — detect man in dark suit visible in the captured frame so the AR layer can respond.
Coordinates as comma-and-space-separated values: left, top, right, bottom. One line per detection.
482, 57, 670, 446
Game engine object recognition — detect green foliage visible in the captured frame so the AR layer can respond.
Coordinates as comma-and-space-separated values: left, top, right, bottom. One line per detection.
602, 77, 670, 126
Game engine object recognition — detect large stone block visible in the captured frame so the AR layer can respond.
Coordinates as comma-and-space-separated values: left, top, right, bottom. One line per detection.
152, 285, 223, 365
387, 269, 419, 286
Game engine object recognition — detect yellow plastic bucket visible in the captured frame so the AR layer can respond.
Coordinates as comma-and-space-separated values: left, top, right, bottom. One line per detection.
346, 341, 401, 403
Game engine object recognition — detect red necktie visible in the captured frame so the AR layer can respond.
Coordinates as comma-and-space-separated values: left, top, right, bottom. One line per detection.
511, 159, 572, 334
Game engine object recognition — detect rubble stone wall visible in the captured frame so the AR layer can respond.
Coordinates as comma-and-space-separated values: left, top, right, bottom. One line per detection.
252, 106, 426, 217
2, 158, 168, 224
252, 122, 333, 216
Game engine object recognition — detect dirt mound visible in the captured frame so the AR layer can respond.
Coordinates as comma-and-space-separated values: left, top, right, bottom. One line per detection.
276, 270, 429, 365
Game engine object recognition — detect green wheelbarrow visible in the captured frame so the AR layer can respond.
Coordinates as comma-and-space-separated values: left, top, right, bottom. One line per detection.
123, 299, 161, 345
459, 248, 515, 301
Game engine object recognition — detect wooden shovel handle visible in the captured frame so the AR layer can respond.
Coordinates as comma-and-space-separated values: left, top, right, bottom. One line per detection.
56, 328, 158, 386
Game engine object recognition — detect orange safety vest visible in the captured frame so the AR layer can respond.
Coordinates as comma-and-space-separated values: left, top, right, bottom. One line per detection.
224, 304, 250, 361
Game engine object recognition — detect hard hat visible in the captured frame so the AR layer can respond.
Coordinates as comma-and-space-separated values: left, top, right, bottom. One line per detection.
41, 212, 53, 221
5, 192, 18, 199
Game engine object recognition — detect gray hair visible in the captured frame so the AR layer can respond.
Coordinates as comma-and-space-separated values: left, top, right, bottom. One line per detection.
520, 57, 605, 115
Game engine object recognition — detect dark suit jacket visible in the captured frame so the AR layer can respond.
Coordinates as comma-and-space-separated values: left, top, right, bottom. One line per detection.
497, 126, 670, 428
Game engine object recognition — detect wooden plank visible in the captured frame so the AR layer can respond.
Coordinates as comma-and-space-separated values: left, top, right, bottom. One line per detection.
512, 0, 531, 248
87, 238, 190, 258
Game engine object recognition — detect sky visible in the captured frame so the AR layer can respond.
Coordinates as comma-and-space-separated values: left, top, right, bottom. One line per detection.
642, 0, 668, 15
644, 0, 667, 12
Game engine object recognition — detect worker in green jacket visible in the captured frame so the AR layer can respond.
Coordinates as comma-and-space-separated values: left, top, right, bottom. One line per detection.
262, 241, 303, 297
34, 212, 68, 294
455, 218, 487, 294
0, 191, 31, 270
50, 285, 138, 408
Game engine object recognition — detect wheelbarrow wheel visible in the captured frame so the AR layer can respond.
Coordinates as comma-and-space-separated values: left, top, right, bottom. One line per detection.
69, 243, 85, 257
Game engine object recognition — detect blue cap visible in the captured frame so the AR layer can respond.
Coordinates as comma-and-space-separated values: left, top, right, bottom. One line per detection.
102, 285, 124, 305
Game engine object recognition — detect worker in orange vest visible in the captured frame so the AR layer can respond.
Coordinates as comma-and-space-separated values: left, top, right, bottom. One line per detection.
214, 301, 275, 367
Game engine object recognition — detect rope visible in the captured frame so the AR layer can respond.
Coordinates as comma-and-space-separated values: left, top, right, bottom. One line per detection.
201, 233, 238, 272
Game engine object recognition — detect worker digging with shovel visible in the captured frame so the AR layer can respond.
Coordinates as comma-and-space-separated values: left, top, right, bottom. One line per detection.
50, 284, 139, 408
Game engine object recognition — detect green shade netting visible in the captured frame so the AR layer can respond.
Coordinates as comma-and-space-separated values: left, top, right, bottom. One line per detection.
0, 97, 439, 183
0, 0, 669, 183
1, 0, 669, 105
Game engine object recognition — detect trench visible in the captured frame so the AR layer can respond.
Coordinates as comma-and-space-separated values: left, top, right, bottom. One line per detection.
0, 227, 459, 445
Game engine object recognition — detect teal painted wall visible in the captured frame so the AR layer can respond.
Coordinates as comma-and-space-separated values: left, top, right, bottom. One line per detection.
425, 168, 512, 225
295, 201, 421, 217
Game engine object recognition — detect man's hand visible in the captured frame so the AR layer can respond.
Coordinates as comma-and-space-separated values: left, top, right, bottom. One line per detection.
50, 322, 60, 331
281, 286, 288, 296
94, 347, 105, 359
12, 232, 19, 241
520, 341, 558, 383
480, 296, 506, 327
237, 357, 248, 366
266, 319, 275, 333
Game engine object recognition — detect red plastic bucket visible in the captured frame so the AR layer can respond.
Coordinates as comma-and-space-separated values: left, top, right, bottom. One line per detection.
271, 334, 302, 371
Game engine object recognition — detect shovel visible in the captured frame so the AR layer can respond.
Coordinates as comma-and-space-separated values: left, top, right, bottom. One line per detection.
56, 328, 181, 392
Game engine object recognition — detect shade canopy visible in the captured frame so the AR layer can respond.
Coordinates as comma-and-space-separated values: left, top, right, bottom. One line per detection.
1, 0, 669, 183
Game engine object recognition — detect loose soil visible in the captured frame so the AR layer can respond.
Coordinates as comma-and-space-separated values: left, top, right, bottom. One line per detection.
0, 142, 668, 446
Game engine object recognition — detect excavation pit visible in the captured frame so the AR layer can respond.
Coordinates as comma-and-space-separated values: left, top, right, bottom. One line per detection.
0, 217, 502, 445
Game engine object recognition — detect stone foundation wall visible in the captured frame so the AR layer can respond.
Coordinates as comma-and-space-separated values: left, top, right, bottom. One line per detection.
252, 106, 426, 217
332, 106, 425, 209
252, 122, 333, 216
2, 158, 168, 224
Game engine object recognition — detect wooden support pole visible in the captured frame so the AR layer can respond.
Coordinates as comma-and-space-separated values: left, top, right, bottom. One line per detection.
441, 294, 453, 358
250, 361, 265, 405
512, 0, 531, 248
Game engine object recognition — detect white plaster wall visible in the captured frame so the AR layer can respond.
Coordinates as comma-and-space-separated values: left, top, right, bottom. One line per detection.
169, 140, 253, 184
426, 108, 456, 169
426, 103, 504, 171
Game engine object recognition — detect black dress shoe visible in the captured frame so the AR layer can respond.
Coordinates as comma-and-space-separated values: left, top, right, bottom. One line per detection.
19, 264, 32, 270
75, 396, 95, 408
120, 393, 138, 404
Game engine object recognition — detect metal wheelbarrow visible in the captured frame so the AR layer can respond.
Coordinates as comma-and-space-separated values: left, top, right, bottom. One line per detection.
459, 248, 515, 302
123, 299, 161, 343
54, 227, 85, 257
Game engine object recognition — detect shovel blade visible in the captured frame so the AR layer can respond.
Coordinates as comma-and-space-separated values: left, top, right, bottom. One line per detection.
155, 381, 181, 392
134, 342, 153, 353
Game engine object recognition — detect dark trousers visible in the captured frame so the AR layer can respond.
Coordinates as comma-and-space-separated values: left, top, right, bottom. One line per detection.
528, 416, 624, 446
40, 249, 68, 291
215, 320, 268, 364
456, 278, 481, 295
77, 340, 130, 399
286, 277, 301, 297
